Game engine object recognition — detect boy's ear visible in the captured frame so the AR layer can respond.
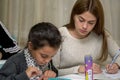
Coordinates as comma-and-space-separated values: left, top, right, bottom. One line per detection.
28, 42, 33, 50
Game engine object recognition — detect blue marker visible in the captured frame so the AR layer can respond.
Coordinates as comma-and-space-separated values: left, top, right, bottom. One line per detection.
109, 49, 120, 68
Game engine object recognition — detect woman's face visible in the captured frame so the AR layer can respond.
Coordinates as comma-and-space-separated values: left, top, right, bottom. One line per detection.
73, 11, 97, 38
28, 43, 58, 66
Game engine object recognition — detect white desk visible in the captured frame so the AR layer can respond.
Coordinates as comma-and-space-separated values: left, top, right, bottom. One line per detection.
59, 70, 120, 80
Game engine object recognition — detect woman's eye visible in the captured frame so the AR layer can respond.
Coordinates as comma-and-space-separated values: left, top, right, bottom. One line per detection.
88, 22, 95, 25
79, 19, 84, 22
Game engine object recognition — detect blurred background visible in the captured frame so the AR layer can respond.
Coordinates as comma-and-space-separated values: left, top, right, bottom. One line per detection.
0, 0, 120, 48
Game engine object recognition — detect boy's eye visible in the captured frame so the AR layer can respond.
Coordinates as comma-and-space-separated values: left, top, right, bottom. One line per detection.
41, 54, 48, 58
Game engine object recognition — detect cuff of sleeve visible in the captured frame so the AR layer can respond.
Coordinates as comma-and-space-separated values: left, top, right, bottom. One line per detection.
116, 59, 120, 69
73, 66, 79, 73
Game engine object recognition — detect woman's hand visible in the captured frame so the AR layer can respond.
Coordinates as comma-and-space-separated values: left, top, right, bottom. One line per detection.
106, 63, 119, 74
92, 63, 102, 74
26, 66, 42, 78
78, 63, 102, 74
78, 65, 85, 73
42, 70, 56, 80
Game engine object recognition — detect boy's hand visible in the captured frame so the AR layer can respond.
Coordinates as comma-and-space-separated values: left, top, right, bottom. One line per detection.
26, 66, 42, 78
42, 70, 56, 80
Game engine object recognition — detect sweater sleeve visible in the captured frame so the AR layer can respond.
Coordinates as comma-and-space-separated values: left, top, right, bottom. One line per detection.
0, 60, 29, 80
53, 48, 80, 76
106, 32, 120, 66
58, 66, 80, 76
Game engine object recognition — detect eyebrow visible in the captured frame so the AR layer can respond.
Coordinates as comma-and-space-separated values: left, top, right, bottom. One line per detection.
41, 53, 54, 58
78, 16, 96, 22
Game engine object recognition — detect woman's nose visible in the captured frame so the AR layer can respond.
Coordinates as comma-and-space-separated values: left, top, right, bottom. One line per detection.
83, 22, 88, 29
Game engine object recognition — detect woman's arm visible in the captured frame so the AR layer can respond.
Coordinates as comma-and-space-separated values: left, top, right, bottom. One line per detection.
105, 31, 120, 73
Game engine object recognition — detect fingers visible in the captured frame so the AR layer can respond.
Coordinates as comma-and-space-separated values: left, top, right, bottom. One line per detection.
26, 66, 57, 80
92, 63, 102, 74
43, 70, 56, 80
26, 66, 42, 78
78, 63, 102, 74
106, 63, 119, 74
38, 75, 44, 80
78, 65, 85, 73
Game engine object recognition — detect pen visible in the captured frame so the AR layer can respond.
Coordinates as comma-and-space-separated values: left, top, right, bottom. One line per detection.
109, 49, 120, 68
31, 69, 43, 80
32, 62, 50, 79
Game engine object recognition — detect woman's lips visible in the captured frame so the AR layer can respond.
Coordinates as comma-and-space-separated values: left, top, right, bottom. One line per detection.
79, 29, 87, 33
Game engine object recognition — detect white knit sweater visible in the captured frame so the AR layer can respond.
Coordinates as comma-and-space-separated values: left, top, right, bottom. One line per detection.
53, 27, 120, 76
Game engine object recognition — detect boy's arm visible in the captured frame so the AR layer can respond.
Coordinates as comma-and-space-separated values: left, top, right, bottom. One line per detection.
0, 60, 29, 80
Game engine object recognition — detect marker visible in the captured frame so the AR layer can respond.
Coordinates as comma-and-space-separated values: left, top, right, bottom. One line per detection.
85, 55, 93, 80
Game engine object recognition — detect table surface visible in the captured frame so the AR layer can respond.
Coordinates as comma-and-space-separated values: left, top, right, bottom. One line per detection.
1, 60, 120, 80
58, 71, 120, 80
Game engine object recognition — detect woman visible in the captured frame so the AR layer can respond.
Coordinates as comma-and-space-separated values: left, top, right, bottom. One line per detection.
0, 22, 62, 80
53, 0, 120, 76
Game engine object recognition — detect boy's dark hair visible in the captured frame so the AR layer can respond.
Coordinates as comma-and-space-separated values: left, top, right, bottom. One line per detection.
28, 22, 62, 50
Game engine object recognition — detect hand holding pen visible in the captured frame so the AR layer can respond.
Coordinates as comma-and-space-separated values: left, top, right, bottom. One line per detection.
106, 49, 120, 74
32, 70, 56, 80
43, 70, 57, 80
26, 66, 43, 79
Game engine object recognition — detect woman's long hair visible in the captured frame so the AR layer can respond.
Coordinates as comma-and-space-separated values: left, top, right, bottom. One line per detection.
65, 0, 108, 61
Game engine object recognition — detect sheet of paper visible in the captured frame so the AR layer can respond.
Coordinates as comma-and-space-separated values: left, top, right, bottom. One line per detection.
58, 69, 120, 80
78, 72, 109, 79
59, 73, 108, 80
103, 69, 120, 79
58, 74, 84, 80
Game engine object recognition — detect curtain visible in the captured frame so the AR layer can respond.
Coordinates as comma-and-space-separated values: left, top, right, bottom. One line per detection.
0, 0, 120, 47
100, 0, 120, 46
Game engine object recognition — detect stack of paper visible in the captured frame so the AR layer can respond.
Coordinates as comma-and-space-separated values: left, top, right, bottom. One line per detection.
103, 69, 120, 79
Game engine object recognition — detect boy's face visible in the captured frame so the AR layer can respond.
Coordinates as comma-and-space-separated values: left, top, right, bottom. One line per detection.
28, 42, 58, 66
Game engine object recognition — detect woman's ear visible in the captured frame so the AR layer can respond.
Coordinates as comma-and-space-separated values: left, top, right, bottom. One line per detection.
28, 42, 33, 50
